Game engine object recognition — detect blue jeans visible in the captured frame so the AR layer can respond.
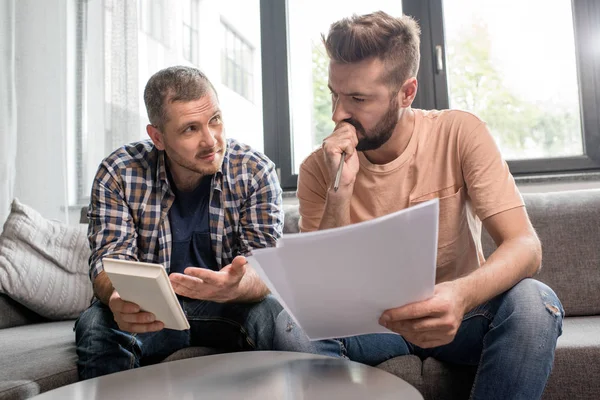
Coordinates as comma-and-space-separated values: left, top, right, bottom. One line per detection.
75, 294, 295, 380
275, 279, 564, 400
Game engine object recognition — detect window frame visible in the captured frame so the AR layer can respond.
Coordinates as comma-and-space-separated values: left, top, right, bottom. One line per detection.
260, 0, 600, 190
139, 0, 168, 45
182, 0, 199, 65
221, 19, 255, 102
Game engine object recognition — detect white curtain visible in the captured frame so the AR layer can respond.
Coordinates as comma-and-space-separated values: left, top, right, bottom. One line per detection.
0, 0, 17, 232
106, 0, 140, 150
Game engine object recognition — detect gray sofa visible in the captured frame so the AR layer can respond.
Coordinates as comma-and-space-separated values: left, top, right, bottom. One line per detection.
1, 189, 599, 399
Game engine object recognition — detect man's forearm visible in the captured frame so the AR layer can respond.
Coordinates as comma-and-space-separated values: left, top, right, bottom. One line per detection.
231, 265, 270, 302
319, 187, 353, 230
93, 271, 115, 305
454, 235, 541, 312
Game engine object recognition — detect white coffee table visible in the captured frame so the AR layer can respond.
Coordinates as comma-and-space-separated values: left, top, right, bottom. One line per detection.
32, 351, 423, 399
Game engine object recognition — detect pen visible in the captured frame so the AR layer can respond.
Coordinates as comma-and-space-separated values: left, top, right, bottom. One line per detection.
333, 151, 345, 192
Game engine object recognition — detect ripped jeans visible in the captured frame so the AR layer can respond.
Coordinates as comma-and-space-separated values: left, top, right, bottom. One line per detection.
275, 278, 564, 400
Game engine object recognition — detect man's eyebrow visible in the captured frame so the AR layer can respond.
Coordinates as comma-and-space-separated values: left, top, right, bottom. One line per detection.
175, 108, 222, 131
327, 84, 370, 97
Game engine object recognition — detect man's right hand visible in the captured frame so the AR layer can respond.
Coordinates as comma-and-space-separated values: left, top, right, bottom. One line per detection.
322, 121, 360, 192
108, 290, 164, 333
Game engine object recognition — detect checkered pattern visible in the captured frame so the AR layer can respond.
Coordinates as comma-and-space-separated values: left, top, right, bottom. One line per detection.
87, 138, 283, 282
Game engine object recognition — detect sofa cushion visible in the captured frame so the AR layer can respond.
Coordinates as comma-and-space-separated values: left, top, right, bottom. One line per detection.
378, 316, 600, 400
0, 199, 94, 320
0, 321, 78, 399
542, 316, 600, 400
0, 293, 47, 329
0, 319, 228, 399
483, 189, 600, 316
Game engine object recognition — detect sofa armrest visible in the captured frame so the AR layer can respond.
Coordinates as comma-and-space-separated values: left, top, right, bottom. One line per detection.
0, 293, 47, 329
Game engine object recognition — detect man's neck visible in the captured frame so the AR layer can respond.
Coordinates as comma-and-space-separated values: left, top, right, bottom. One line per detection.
166, 159, 204, 192
364, 107, 415, 165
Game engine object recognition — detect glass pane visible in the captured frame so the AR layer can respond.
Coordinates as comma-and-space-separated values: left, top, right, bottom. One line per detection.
182, 25, 191, 61
191, 31, 198, 65
215, 1, 262, 147
182, 0, 191, 25
443, 0, 583, 160
288, 1, 403, 174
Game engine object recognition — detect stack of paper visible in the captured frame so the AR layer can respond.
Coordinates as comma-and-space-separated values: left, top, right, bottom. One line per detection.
247, 199, 439, 340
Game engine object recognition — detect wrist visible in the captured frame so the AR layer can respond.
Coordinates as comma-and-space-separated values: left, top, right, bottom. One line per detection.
93, 271, 116, 305
326, 183, 354, 203
451, 277, 475, 314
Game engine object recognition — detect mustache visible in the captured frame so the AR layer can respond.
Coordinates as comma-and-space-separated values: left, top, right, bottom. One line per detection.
197, 147, 222, 157
343, 118, 365, 136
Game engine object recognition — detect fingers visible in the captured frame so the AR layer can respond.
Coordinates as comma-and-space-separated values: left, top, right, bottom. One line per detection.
403, 333, 451, 349
380, 298, 444, 323
180, 267, 218, 285
109, 294, 164, 333
229, 256, 247, 276
171, 281, 197, 298
117, 319, 164, 333
323, 122, 358, 159
108, 291, 140, 314
119, 311, 156, 324
382, 315, 459, 349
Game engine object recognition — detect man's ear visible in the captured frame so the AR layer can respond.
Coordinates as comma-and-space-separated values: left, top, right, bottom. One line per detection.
146, 124, 166, 151
399, 77, 418, 107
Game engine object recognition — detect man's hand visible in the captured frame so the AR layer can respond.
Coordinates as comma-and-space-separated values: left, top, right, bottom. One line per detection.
378, 281, 467, 348
108, 290, 164, 333
169, 256, 247, 302
322, 122, 360, 191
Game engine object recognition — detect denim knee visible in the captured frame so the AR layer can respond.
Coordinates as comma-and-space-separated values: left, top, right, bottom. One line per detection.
502, 278, 564, 337
75, 301, 116, 343
257, 295, 285, 320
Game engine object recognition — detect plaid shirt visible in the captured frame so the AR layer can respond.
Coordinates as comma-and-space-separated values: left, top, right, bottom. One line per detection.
87, 138, 283, 282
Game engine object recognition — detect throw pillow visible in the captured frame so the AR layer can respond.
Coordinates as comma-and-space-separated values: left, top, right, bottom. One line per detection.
0, 198, 93, 319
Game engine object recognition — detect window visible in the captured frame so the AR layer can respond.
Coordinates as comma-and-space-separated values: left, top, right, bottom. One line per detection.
286, 0, 403, 176
221, 21, 254, 101
444, 0, 583, 161
139, 0, 167, 45
261, 0, 600, 189
76, 0, 265, 206
182, 0, 199, 64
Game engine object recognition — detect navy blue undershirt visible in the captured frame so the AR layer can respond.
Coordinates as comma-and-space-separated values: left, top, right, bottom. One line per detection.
167, 168, 218, 275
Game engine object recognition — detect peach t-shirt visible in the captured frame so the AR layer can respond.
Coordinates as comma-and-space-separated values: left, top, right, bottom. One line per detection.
297, 109, 524, 283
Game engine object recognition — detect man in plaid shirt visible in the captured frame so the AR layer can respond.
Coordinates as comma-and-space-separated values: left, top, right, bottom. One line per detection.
75, 66, 297, 379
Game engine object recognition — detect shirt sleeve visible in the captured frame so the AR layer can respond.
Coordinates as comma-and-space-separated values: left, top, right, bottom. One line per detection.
460, 121, 524, 221
239, 160, 283, 251
297, 153, 328, 232
87, 162, 139, 283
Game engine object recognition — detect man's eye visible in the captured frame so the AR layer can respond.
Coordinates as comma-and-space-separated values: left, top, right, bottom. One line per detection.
352, 97, 365, 103
184, 125, 196, 132
210, 115, 222, 124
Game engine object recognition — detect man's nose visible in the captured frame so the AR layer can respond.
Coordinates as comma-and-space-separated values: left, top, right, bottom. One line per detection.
331, 97, 351, 125
200, 128, 216, 148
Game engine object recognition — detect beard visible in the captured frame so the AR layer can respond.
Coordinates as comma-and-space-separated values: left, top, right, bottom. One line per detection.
347, 96, 399, 152
166, 145, 225, 177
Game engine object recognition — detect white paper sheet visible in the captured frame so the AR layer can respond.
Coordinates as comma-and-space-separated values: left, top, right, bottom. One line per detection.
247, 199, 440, 340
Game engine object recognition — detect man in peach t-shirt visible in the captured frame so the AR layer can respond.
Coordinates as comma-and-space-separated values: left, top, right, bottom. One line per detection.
295, 11, 563, 399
